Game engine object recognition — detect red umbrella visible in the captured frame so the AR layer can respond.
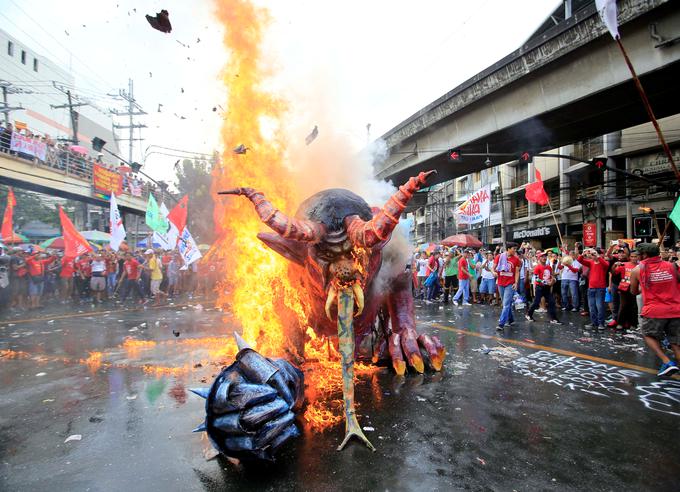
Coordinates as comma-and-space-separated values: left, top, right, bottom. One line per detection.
441, 234, 483, 248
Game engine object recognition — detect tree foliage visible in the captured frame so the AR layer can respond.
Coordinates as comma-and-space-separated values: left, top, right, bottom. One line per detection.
174, 156, 215, 243
0, 185, 76, 229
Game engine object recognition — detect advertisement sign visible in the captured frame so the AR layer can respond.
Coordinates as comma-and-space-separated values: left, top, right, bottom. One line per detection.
10, 132, 47, 161
583, 223, 597, 247
93, 164, 123, 195
510, 224, 562, 241
453, 185, 491, 224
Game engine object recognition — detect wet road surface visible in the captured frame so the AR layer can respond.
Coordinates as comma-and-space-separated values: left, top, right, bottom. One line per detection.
1, 298, 679, 491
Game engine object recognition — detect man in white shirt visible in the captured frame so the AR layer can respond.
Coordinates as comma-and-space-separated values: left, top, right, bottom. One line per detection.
90, 252, 107, 303
479, 252, 497, 305
559, 251, 581, 311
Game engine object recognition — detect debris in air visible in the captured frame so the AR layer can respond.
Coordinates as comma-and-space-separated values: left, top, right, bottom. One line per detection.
305, 125, 319, 145
146, 10, 172, 33
64, 434, 82, 443
233, 144, 248, 155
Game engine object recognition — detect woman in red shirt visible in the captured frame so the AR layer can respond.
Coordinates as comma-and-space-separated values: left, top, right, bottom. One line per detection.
60, 256, 76, 302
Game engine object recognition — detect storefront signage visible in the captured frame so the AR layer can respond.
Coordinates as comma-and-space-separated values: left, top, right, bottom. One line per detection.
629, 150, 680, 176
583, 222, 597, 247
510, 224, 562, 240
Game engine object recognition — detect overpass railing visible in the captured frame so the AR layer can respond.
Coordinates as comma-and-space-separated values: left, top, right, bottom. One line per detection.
1, 146, 162, 205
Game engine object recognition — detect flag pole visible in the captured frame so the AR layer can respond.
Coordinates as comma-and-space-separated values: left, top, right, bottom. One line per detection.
615, 37, 680, 184
546, 199, 565, 248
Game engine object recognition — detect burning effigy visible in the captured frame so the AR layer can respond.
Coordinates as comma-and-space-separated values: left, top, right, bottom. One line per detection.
192, 172, 446, 460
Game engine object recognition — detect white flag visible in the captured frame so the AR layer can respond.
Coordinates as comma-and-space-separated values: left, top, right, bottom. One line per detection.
109, 194, 126, 251
596, 0, 619, 40
178, 227, 202, 266
453, 185, 491, 225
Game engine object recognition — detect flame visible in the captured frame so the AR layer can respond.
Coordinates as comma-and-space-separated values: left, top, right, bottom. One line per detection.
211, 0, 380, 431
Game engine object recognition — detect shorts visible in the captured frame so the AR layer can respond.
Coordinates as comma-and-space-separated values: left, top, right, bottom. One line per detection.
469, 277, 478, 293
12, 276, 27, 296
28, 277, 44, 296
167, 274, 178, 287
639, 317, 680, 345
90, 276, 106, 292
480, 278, 496, 294
150, 279, 162, 295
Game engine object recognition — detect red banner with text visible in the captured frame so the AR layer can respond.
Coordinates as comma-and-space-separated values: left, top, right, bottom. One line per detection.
93, 164, 123, 196
583, 222, 597, 247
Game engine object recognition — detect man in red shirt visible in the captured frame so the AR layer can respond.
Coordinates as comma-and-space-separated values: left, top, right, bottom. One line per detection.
494, 242, 521, 330
26, 252, 55, 308
119, 252, 144, 302
630, 243, 680, 376
452, 249, 472, 306
525, 252, 562, 324
577, 248, 609, 330
75, 253, 92, 301
60, 256, 76, 302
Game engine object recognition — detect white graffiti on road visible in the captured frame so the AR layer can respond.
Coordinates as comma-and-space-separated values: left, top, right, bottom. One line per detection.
511, 351, 680, 417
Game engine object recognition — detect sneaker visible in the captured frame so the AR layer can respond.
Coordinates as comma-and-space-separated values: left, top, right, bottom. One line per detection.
508, 321, 515, 326
584, 323, 594, 329
525, 314, 534, 322
607, 319, 618, 328
571, 308, 579, 312
597, 325, 606, 331
657, 361, 679, 377
424, 300, 432, 304
550, 319, 563, 325
561, 307, 568, 311
536, 308, 547, 313
453, 300, 459, 306
462, 302, 472, 306
496, 324, 504, 331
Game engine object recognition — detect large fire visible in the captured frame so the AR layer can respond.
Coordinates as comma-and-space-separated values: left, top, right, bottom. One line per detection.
210, 0, 380, 432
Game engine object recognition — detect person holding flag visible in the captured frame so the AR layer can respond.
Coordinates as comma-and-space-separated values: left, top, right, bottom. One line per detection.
525, 251, 562, 325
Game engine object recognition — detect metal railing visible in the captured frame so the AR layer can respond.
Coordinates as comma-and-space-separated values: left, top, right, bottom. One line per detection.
1, 144, 161, 204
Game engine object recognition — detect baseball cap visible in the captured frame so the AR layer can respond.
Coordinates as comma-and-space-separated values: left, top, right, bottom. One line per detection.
145, 249, 154, 254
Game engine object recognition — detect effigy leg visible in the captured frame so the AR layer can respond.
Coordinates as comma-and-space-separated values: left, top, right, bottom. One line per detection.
335, 287, 375, 452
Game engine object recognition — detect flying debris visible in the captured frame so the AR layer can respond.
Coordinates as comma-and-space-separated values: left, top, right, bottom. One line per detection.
173, 160, 180, 170
157, 103, 163, 113
233, 144, 248, 155
173, 329, 180, 337
196, 37, 201, 43
64, 30, 70, 36
181, 88, 184, 94
212, 107, 217, 112
145, 9, 172, 34
305, 125, 319, 146
176, 40, 188, 48
149, 72, 153, 78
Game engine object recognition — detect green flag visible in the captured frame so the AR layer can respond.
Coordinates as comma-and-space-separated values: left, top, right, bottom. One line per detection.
670, 196, 680, 230
145, 195, 168, 233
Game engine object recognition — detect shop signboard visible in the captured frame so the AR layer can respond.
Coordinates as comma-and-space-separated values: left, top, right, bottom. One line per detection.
510, 224, 562, 241
583, 222, 597, 247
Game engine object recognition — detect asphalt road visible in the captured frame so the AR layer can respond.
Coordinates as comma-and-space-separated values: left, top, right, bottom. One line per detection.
1, 298, 679, 491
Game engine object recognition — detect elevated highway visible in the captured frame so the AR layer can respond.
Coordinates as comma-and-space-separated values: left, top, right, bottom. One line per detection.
375, 0, 680, 187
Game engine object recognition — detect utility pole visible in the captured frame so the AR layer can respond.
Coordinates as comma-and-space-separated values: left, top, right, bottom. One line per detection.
0, 81, 26, 125
51, 82, 88, 144
496, 168, 507, 245
111, 78, 147, 164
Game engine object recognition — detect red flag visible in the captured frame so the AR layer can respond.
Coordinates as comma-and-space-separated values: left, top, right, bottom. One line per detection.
1, 188, 16, 241
59, 205, 93, 257
525, 169, 550, 206
167, 195, 188, 232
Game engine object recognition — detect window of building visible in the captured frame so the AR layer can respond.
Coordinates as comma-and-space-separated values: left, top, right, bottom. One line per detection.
21, 50, 26, 64
514, 162, 528, 188
33, 57, 38, 72
7, 41, 13, 56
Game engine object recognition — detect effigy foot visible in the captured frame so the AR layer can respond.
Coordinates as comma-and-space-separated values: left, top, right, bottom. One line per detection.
337, 412, 375, 452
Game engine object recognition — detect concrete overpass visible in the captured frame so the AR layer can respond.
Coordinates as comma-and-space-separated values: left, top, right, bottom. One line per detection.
375, 0, 680, 187
0, 151, 155, 215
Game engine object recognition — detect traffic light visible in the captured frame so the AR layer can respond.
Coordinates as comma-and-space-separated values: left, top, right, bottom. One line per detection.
447, 148, 463, 162
633, 217, 652, 237
591, 157, 607, 170
518, 151, 533, 163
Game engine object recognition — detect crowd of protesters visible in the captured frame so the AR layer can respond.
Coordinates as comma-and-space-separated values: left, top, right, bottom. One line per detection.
0, 246, 219, 313
411, 239, 680, 377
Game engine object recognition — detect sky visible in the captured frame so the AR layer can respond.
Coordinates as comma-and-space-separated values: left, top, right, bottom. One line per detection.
0, 0, 560, 185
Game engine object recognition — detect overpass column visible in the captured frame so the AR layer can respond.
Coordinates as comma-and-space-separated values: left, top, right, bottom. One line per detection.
528, 160, 536, 226
559, 145, 573, 223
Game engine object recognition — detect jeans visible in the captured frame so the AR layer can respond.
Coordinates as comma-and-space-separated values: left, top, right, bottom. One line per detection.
528, 285, 558, 320
498, 284, 515, 326
107, 273, 117, 295
517, 277, 526, 300
561, 279, 579, 310
452, 279, 470, 303
587, 287, 606, 326
120, 278, 144, 301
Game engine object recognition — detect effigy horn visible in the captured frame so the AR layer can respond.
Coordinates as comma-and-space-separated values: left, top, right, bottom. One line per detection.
220, 187, 324, 242
192, 421, 207, 433
189, 387, 210, 399
345, 171, 436, 248
233, 332, 252, 351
